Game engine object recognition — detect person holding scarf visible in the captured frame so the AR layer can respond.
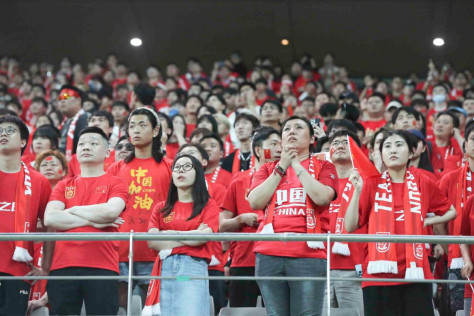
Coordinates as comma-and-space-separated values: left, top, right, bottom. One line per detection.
56, 85, 89, 161
345, 130, 457, 316
247, 116, 339, 316
0, 115, 52, 316
440, 124, 474, 314
143, 154, 219, 316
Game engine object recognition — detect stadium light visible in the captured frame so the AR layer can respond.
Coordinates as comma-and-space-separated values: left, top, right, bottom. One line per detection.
281, 39, 289, 46
130, 38, 143, 47
433, 37, 445, 47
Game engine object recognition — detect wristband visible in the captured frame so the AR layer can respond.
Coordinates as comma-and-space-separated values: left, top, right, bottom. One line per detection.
274, 165, 286, 177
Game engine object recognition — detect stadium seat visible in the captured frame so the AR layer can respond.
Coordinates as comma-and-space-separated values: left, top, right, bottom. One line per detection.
218, 307, 266, 316
210, 295, 215, 316
30, 306, 49, 316
131, 294, 142, 316
434, 310, 440, 316
256, 295, 263, 307
455, 310, 464, 316
330, 307, 361, 316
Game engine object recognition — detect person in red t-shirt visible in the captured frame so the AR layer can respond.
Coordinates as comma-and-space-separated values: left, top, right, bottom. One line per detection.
107, 107, 172, 312
247, 116, 338, 316
432, 111, 464, 174
0, 115, 51, 316
67, 111, 115, 177
200, 134, 232, 186
176, 143, 228, 312
221, 127, 281, 307
345, 130, 456, 316
324, 130, 366, 314
184, 95, 203, 138
360, 92, 387, 141
44, 127, 128, 315
144, 154, 219, 316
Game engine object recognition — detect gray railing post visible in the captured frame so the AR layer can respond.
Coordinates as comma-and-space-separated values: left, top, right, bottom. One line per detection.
127, 231, 134, 316
327, 233, 331, 316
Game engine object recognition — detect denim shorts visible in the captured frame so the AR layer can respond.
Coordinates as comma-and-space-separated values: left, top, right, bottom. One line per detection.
119, 261, 154, 286
160, 254, 210, 316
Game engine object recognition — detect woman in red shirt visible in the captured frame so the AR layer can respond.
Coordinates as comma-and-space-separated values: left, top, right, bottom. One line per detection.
143, 154, 219, 316
345, 130, 456, 316
248, 116, 339, 316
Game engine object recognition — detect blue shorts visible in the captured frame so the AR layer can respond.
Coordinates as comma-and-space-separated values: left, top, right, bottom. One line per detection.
118, 261, 154, 286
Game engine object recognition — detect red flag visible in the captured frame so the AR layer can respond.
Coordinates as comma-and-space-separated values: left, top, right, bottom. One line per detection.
347, 135, 380, 178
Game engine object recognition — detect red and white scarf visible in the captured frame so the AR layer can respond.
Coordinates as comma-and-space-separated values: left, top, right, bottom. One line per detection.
210, 166, 221, 184
142, 219, 202, 316
367, 169, 425, 279
260, 155, 325, 249
12, 162, 33, 262
331, 180, 353, 256
450, 163, 472, 269
59, 109, 85, 161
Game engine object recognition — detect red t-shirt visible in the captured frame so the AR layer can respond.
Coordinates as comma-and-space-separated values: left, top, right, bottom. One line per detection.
107, 158, 172, 261
67, 152, 116, 178
360, 119, 387, 135
165, 143, 180, 161
221, 169, 263, 267
0, 169, 51, 277
205, 167, 233, 187
186, 123, 196, 139
460, 195, 474, 298
148, 199, 220, 262
249, 159, 339, 259
328, 178, 367, 270
49, 174, 128, 272
207, 180, 227, 271
358, 172, 451, 287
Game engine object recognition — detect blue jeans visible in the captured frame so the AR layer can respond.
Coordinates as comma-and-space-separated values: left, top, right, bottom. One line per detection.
160, 254, 210, 316
255, 253, 326, 316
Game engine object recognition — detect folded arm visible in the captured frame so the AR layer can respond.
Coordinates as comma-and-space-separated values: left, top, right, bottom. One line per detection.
67, 197, 126, 223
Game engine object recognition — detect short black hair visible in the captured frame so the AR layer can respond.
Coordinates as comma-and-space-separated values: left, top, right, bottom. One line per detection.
197, 105, 217, 116
197, 114, 219, 134
251, 127, 280, 161
436, 111, 460, 128
7, 99, 22, 112
234, 113, 260, 129
134, 83, 156, 106
379, 130, 416, 157
327, 119, 358, 135
239, 81, 256, 93
319, 103, 339, 117
338, 103, 360, 121
33, 126, 60, 150
433, 82, 449, 94
111, 100, 130, 111
328, 129, 361, 147
410, 99, 429, 109
368, 92, 386, 103
200, 133, 224, 151
31, 97, 48, 108
391, 107, 421, 124
178, 143, 210, 162
189, 128, 213, 141
261, 100, 283, 113
0, 115, 30, 154
31, 84, 46, 95
90, 110, 114, 128
79, 126, 109, 144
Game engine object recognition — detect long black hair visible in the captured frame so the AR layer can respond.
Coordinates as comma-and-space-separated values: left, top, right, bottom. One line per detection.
160, 154, 210, 220
125, 108, 163, 163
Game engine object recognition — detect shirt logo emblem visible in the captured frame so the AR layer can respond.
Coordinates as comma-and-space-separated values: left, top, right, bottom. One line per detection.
65, 186, 76, 199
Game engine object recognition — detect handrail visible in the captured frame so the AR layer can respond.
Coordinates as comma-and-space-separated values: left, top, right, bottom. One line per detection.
1, 232, 474, 244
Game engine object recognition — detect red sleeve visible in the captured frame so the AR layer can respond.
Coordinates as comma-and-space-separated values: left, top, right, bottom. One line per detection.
148, 201, 166, 231
211, 184, 226, 205
461, 195, 474, 236
249, 162, 273, 192
201, 199, 220, 233
49, 179, 67, 204
37, 175, 52, 221
425, 176, 451, 216
106, 160, 121, 176
220, 178, 238, 214
67, 155, 80, 178
108, 177, 129, 203
317, 161, 339, 200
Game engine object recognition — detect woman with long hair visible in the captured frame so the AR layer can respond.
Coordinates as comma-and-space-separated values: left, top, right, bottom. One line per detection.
143, 154, 219, 316
247, 116, 339, 315
345, 130, 456, 316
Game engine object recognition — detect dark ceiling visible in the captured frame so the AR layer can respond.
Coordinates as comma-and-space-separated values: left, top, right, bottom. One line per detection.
1, 0, 473, 77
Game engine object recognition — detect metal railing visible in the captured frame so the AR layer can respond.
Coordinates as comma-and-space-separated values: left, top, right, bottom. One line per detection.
2, 232, 474, 316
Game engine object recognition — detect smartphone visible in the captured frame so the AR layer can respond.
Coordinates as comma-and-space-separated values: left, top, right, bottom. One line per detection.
310, 118, 321, 127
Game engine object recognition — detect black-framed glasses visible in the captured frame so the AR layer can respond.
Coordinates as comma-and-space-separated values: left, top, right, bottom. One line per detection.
0, 126, 18, 136
115, 143, 134, 151
172, 163, 194, 172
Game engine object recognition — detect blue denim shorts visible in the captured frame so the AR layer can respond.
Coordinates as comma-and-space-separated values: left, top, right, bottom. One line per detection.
119, 261, 154, 286
160, 254, 210, 316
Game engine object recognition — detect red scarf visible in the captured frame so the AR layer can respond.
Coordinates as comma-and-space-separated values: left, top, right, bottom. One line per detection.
231, 149, 255, 173
367, 169, 425, 279
331, 180, 353, 256
260, 155, 324, 249
59, 109, 85, 161
12, 162, 33, 262
142, 218, 202, 316
450, 163, 472, 269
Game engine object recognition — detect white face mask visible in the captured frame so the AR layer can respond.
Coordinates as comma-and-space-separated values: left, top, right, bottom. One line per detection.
432, 93, 447, 104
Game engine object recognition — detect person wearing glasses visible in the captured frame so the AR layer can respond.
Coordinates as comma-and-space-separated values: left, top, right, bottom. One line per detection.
114, 136, 134, 161
56, 85, 90, 161
143, 154, 219, 316
0, 115, 52, 316
107, 107, 172, 313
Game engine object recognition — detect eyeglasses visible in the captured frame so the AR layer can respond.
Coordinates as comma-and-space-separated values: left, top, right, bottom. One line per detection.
0, 126, 18, 136
115, 143, 134, 151
172, 163, 194, 172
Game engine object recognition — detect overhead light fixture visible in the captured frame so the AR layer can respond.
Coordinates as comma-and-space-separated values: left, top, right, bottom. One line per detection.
433, 37, 445, 47
281, 39, 289, 46
130, 38, 143, 47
